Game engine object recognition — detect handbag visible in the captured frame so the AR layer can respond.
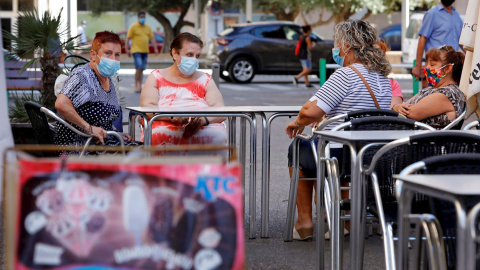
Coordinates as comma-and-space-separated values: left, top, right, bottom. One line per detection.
294, 35, 303, 57
348, 65, 380, 109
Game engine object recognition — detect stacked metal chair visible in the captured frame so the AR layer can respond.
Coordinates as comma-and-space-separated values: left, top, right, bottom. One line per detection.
359, 132, 480, 269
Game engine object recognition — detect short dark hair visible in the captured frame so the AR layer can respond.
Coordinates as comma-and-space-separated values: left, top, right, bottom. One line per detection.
301, 25, 311, 33
91, 31, 124, 52
138, 11, 146, 17
169, 32, 204, 57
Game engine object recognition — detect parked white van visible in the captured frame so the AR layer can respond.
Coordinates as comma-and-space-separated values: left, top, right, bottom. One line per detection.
402, 13, 425, 64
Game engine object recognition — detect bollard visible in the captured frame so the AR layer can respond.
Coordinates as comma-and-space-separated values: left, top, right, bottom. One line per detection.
212, 62, 221, 88
319, 58, 327, 87
412, 60, 419, 96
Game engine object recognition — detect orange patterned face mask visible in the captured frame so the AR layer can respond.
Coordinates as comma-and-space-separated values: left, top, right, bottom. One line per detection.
423, 63, 453, 87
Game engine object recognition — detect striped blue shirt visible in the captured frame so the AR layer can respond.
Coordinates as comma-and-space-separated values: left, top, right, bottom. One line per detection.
309, 63, 392, 130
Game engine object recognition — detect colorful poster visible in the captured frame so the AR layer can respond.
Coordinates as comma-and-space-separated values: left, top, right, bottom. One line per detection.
8, 158, 243, 270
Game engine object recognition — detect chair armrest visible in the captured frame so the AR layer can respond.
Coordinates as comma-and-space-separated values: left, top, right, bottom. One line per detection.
41, 107, 92, 138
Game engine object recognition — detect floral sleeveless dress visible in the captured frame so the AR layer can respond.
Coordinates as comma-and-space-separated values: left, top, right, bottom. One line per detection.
406, 84, 465, 129
144, 70, 227, 146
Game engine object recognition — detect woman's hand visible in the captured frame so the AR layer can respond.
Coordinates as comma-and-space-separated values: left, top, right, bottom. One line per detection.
285, 120, 305, 139
91, 125, 107, 145
392, 104, 412, 117
121, 133, 132, 142
171, 117, 189, 125
183, 117, 203, 138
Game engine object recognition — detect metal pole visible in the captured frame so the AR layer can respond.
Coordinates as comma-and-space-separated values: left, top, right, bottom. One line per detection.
413, 60, 419, 96
212, 62, 220, 88
401, 0, 409, 63
246, 0, 252, 22
320, 58, 327, 87
194, 0, 200, 36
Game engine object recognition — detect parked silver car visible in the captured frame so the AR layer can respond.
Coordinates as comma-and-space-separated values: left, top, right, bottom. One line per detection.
208, 21, 335, 83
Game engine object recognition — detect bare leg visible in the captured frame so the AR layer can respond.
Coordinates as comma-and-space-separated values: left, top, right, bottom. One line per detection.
303, 69, 312, 85
289, 167, 314, 230
135, 68, 142, 92
296, 66, 309, 81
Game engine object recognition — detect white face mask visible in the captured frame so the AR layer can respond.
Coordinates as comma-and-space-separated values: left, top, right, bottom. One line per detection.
177, 55, 199, 76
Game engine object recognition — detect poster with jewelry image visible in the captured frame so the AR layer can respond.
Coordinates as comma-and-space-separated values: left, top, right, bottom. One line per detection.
4, 155, 244, 270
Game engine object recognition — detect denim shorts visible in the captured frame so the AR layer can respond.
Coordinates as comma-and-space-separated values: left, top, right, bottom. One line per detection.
300, 59, 312, 69
133, 53, 148, 70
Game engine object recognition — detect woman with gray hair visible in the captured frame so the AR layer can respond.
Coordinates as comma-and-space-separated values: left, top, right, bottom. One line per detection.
285, 20, 392, 240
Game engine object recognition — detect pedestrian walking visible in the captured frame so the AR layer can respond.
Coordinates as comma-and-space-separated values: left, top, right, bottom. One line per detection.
77, 20, 87, 45
293, 25, 314, 88
411, 0, 462, 80
126, 11, 158, 93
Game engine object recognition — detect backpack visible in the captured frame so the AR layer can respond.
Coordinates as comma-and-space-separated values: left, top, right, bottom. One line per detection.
294, 35, 303, 57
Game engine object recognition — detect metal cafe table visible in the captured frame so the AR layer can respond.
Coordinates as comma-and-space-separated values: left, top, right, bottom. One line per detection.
395, 174, 480, 270
244, 105, 302, 238
312, 130, 433, 270
126, 106, 258, 238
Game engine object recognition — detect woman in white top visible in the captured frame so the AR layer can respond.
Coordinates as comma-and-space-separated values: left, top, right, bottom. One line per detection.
285, 20, 392, 240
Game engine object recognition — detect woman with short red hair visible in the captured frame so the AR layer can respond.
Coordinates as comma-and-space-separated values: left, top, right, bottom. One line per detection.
55, 31, 134, 149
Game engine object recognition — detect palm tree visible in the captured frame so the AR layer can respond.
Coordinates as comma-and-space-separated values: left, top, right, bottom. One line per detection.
3, 8, 79, 109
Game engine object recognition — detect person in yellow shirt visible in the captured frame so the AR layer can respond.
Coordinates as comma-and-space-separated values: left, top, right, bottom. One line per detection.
126, 11, 158, 93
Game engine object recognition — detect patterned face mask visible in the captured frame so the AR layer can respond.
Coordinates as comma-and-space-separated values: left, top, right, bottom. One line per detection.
423, 63, 453, 87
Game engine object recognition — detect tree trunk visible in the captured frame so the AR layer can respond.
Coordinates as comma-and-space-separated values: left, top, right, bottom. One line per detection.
154, 13, 176, 53
40, 53, 61, 109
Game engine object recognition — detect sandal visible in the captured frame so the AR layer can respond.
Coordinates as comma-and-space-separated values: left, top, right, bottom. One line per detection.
293, 227, 313, 241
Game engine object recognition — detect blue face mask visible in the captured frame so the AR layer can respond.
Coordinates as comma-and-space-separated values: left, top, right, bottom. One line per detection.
177, 56, 199, 76
96, 54, 120, 77
139, 18, 146, 24
332, 47, 345, 67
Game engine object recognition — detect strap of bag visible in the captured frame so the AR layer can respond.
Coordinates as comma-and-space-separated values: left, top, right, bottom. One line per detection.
348, 65, 380, 109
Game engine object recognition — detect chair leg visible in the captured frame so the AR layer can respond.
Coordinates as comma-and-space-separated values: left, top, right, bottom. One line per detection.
371, 173, 395, 270
284, 138, 302, 242
284, 166, 300, 241
327, 158, 341, 270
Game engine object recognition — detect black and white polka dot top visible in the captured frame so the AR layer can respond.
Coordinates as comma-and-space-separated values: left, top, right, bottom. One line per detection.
54, 64, 121, 146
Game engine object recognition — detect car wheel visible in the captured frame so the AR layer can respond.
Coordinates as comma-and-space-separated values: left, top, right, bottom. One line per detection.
228, 57, 255, 83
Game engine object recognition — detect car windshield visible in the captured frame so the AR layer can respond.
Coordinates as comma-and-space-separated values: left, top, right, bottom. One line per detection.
310, 32, 324, 41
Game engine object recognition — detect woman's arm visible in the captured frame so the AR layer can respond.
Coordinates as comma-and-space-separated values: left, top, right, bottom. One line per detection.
405, 93, 456, 121
204, 77, 227, 125
306, 36, 313, 50
55, 94, 107, 145
285, 100, 326, 139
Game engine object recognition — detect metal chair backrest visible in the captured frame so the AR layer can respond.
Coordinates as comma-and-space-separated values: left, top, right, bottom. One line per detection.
24, 101, 125, 156
364, 132, 480, 219
24, 101, 55, 145
332, 116, 434, 183
400, 153, 480, 269
442, 100, 466, 130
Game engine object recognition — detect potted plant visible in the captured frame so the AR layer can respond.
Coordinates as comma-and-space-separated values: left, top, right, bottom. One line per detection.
4, 8, 79, 143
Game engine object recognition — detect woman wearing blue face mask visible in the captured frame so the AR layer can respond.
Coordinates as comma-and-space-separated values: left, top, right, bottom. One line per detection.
285, 20, 393, 240
392, 45, 465, 129
140, 32, 227, 146
55, 31, 136, 149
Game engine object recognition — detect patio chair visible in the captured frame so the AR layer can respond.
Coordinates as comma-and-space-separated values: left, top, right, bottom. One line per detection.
285, 109, 401, 241
24, 101, 125, 156
398, 153, 480, 270
359, 132, 480, 270
284, 113, 434, 270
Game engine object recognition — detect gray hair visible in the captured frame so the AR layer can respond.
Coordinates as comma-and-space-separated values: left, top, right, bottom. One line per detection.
333, 20, 391, 76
